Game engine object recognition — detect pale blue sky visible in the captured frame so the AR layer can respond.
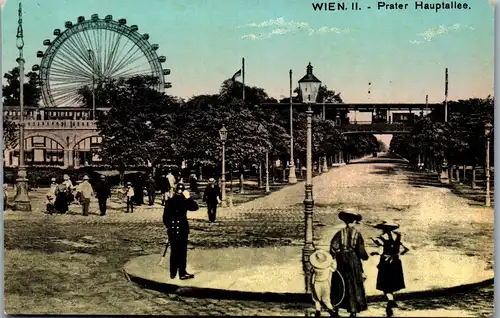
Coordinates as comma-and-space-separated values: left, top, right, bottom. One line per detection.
1, 0, 494, 105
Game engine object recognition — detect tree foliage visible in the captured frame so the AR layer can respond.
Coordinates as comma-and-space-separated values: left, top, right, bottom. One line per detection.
390, 97, 494, 168
2, 66, 41, 106
81, 76, 378, 173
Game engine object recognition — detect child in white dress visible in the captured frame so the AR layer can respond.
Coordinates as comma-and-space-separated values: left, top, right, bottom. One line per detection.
310, 249, 338, 317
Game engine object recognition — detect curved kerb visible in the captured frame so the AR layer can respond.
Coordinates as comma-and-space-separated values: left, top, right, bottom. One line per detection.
123, 269, 493, 304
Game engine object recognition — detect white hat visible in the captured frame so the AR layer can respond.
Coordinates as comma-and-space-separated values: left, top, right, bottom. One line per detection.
310, 249, 334, 269
208, 178, 215, 183
51, 177, 56, 182
83, 175, 89, 180
63, 174, 70, 180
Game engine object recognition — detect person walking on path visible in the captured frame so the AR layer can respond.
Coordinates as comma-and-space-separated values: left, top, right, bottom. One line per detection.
46, 178, 58, 214
162, 183, 199, 280
159, 175, 171, 206
167, 171, 176, 199
329, 211, 369, 317
54, 177, 70, 214
203, 178, 221, 223
146, 174, 156, 206
125, 182, 135, 213
78, 175, 94, 216
189, 174, 199, 197
370, 221, 409, 317
95, 175, 111, 216
310, 249, 338, 317
3, 184, 8, 211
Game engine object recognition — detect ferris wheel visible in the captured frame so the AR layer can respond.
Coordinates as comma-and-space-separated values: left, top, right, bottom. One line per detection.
33, 14, 171, 107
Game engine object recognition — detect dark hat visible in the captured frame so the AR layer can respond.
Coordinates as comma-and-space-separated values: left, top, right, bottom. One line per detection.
338, 210, 362, 224
373, 221, 400, 231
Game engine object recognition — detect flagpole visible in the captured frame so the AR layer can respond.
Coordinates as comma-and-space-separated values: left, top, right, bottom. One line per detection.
242, 57, 245, 101
444, 68, 448, 123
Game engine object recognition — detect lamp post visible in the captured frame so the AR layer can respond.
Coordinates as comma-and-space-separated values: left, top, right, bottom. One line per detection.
484, 122, 493, 207
88, 49, 96, 120
288, 70, 297, 184
14, 1, 31, 212
219, 125, 228, 207
298, 62, 321, 293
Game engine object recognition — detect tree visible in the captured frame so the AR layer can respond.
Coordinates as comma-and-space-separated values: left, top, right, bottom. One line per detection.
86, 75, 179, 181
3, 118, 17, 149
2, 67, 41, 106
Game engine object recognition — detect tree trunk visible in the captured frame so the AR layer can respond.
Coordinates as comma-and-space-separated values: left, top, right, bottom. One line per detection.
119, 165, 126, 186
199, 165, 203, 181
258, 161, 263, 188
472, 164, 477, 189
230, 165, 233, 197
282, 162, 286, 182
299, 158, 303, 177
455, 167, 460, 183
462, 165, 466, 184
239, 166, 245, 194
272, 159, 276, 185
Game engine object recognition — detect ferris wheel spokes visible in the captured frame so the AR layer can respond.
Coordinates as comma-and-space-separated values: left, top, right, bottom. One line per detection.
35, 14, 169, 107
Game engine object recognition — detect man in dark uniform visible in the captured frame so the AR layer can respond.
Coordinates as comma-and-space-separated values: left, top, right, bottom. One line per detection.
163, 183, 199, 280
95, 175, 111, 216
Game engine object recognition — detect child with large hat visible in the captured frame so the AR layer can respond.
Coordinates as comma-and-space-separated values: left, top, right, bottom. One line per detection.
370, 220, 409, 317
310, 249, 338, 317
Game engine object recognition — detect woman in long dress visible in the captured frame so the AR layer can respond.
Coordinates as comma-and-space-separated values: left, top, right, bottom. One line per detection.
370, 221, 409, 317
329, 211, 369, 317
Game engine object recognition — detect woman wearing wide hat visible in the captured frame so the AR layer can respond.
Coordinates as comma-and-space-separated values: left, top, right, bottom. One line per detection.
370, 221, 409, 317
329, 210, 369, 317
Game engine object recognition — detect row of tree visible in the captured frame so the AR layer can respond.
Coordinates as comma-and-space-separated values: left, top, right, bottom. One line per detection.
390, 96, 494, 174
3, 66, 380, 187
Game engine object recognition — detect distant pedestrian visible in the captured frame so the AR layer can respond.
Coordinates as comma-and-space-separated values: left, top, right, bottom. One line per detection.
329, 211, 369, 317
159, 175, 171, 205
163, 183, 199, 280
203, 178, 221, 223
167, 171, 176, 198
125, 182, 135, 213
79, 175, 94, 216
370, 221, 409, 317
310, 249, 337, 317
133, 177, 145, 205
62, 174, 75, 203
46, 178, 58, 214
3, 184, 8, 211
146, 174, 156, 206
189, 174, 199, 195
95, 175, 111, 216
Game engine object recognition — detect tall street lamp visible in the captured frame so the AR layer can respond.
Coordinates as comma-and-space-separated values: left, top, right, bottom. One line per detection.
288, 70, 297, 184
298, 62, 321, 293
14, 1, 31, 212
219, 125, 228, 208
484, 122, 493, 207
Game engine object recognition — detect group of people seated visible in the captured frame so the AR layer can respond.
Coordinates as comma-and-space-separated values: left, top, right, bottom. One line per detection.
46, 174, 80, 214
